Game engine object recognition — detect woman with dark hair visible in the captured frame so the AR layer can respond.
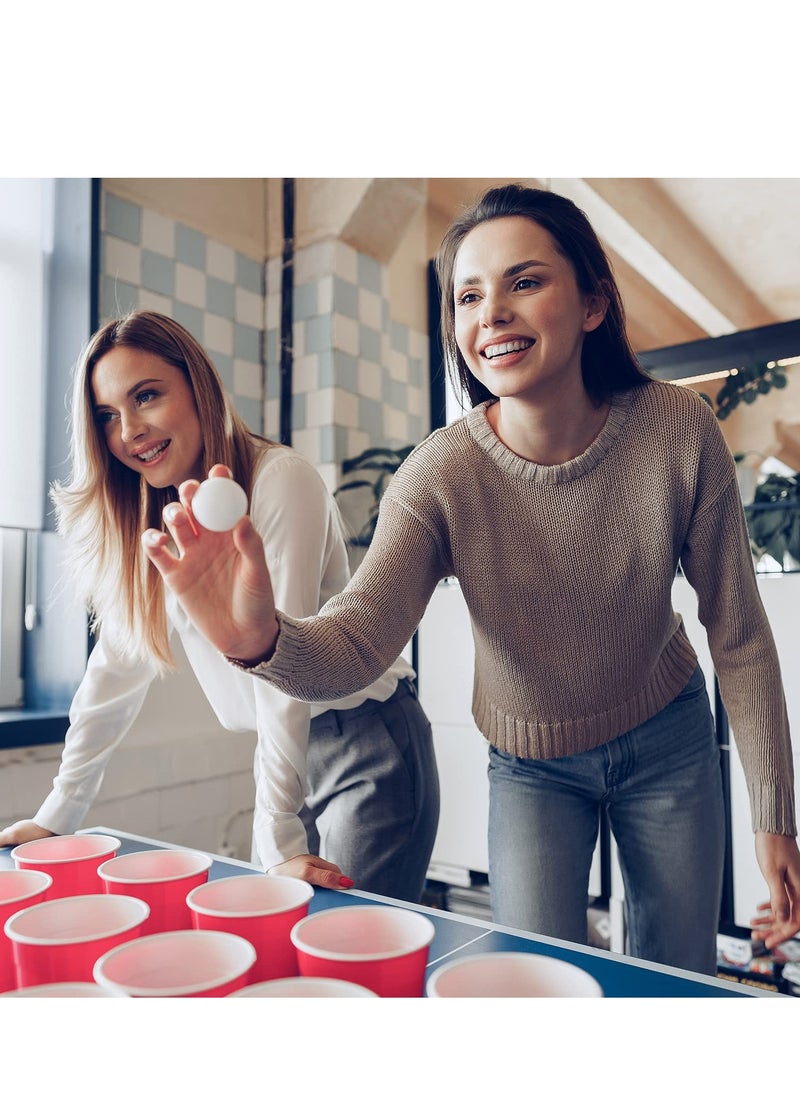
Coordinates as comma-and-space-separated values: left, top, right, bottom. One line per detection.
142, 187, 799, 974
0, 311, 440, 904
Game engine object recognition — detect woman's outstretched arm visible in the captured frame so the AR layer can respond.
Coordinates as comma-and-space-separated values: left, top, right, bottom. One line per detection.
142, 466, 279, 665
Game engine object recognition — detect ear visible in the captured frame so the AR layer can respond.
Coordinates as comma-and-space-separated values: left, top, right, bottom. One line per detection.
582, 292, 608, 334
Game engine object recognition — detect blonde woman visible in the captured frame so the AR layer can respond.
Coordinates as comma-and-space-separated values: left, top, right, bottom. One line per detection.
0, 311, 439, 902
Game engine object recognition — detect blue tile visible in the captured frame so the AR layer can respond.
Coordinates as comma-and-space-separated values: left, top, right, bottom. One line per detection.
333, 276, 359, 320
332, 350, 358, 394
265, 328, 279, 368
408, 356, 422, 387
176, 223, 207, 270
358, 324, 382, 364
293, 281, 318, 322
292, 391, 307, 431
319, 423, 350, 466
408, 414, 424, 442
304, 314, 332, 355
210, 351, 234, 390
232, 394, 263, 434
207, 276, 236, 319
234, 323, 261, 365
172, 301, 205, 342
358, 396, 384, 438
357, 252, 382, 294
317, 348, 336, 388
382, 299, 390, 332
100, 275, 138, 318
236, 252, 264, 295
390, 321, 408, 353
141, 250, 175, 297
104, 192, 141, 244
265, 361, 281, 401
382, 374, 407, 412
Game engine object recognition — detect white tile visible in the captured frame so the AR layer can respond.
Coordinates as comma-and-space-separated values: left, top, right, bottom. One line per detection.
334, 388, 360, 429
235, 286, 263, 328
358, 287, 382, 330
292, 319, 305, 359
266, 291, 280, 331
233, 358, 263, 400
206, 238, 236, 282
333, 313, 359, 356
137, 289, 173, 316
175, 262, 207, 308
295, 240, 335, 284
407, 384, 424, 416
264, 398, 280, 438
408, 328, 429, 361
141, 208, 176, 257
317, 274, 334, 316
293, 354, 319, 394
104, 236, 141, 285
292, 427, 321, 465
333, 239, 358, 283
204, 313, 234, 356
384, 406, 409, 444
357, 358, 382, 401
306, 387, 335, 429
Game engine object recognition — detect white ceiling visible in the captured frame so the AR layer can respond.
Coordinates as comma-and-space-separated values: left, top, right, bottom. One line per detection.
427, 178, 800, 354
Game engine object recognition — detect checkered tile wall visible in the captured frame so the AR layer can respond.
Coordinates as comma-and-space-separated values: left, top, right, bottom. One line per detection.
101, 187, 431, 490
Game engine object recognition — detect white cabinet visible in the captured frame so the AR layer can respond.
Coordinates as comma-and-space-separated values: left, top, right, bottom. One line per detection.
416, 579, 602, 897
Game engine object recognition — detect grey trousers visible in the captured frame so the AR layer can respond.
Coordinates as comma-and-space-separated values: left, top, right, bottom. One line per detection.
300, 678, 440, 903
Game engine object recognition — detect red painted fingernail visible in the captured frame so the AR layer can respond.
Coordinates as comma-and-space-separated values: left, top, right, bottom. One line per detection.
339, 876, 354, 887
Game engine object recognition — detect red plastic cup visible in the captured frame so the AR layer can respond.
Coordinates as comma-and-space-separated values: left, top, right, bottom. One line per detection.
0, 981, 122, 997
93, 930, 256, 997
97, 849, 212, 934
426, 952, 604, 997
4, 893, 150, 988
11, 834, 121, 900
290, 905, 435, 997
1, 869, 53, 991
186, 874, 313, 982
229, 977, 378, 997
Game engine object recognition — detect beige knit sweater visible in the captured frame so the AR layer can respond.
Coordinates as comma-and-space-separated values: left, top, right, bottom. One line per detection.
259, 380, 796, 836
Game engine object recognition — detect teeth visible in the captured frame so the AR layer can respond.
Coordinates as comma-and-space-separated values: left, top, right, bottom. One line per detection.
484, 339, 533, 360
137, 442, 168, 462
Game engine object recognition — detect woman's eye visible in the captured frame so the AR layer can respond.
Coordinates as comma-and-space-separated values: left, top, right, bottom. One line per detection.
135, 389, 158, 405
456, 291, 479, 306
95, 410, 115, 426
514, 277, 538, 291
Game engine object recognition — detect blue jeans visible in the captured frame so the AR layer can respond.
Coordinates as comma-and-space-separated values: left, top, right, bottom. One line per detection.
487, 665, 725, 974
301, 678, 440, 904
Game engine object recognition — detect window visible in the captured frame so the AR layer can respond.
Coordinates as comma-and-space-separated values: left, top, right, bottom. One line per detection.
0, 179, 95, 734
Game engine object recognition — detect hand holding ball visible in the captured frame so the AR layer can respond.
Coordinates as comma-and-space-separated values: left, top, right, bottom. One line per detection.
192, 477, 248, 532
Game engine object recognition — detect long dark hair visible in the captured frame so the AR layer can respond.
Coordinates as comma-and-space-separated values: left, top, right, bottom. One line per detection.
435, 183, 650, 408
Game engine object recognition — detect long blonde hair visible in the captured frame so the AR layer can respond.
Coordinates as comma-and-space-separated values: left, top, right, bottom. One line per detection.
51, 311, 272, 670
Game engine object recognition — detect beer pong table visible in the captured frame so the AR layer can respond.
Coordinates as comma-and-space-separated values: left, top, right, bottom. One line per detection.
0, 826, 772, 997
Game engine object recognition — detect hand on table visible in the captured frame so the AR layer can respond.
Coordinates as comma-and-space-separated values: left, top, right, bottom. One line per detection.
0, 820, 54, 847
268, 853, 354, 891
750, 831, 800, 949
142, 465, 279, 665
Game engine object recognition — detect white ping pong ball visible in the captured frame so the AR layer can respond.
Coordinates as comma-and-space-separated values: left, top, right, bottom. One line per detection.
191, 477, 248, 532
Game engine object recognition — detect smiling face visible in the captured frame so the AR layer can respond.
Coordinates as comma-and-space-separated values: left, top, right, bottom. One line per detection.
453, 216, 606, 406
91, 346, 205, 489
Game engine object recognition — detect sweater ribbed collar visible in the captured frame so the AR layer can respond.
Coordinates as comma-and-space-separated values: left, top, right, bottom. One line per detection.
466, 388, 634, 484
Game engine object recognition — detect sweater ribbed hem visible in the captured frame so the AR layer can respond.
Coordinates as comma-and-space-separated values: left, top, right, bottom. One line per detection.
473, 625, 698, 759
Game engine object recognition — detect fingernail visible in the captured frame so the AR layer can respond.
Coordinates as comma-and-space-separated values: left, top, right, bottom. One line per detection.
339, 876, 354, 888
143, 530, 161, 547
164, 503, 181, 522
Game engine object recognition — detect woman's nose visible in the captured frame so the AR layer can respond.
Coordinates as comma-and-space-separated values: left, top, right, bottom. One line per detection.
480, 289, 513, 327
120, 408, 146, 441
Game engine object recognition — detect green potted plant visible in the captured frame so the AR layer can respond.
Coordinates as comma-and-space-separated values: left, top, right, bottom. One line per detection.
745, 472, 800, 571
334, 445, 415, 562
